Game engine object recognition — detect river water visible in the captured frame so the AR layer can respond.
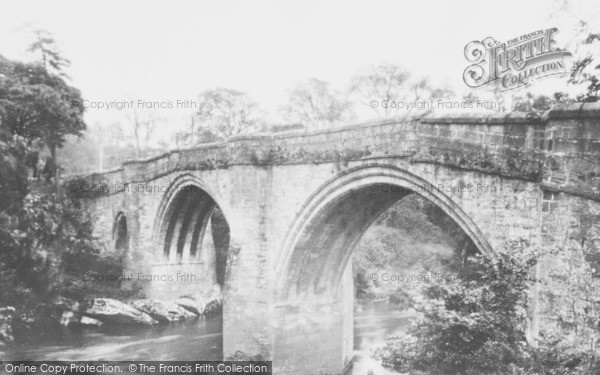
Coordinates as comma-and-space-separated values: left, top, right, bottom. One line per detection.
8, 302, 411, 374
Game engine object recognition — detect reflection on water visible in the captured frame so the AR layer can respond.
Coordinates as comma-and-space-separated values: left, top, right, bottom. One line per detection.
9, 316, 223, 361
9, 302, 411, 374
352, 301, 413, 375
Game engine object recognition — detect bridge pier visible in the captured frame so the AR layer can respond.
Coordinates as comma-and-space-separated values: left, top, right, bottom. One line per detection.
269, 265, 354, 374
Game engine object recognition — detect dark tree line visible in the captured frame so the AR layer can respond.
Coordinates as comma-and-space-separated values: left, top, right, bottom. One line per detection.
0, 33, 124, 344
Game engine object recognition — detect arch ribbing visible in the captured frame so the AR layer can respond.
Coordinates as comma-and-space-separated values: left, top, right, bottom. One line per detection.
276, 163, 494, 299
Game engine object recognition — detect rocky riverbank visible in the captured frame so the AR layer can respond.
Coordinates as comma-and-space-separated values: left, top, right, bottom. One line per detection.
62, 286, 223, 328
0, 286, 224, 358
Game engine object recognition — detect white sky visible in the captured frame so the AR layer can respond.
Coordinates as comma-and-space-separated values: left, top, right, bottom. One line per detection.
0, 0, 597, 139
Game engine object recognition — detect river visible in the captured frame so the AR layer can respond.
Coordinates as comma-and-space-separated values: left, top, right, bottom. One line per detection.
8, 302, 412, 374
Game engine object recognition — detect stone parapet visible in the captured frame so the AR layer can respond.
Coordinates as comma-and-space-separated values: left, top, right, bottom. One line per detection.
66, 103, 600, 202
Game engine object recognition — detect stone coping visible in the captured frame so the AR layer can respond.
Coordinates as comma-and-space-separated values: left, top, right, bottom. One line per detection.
420, 111, 540, 124
544, 102, 600, 119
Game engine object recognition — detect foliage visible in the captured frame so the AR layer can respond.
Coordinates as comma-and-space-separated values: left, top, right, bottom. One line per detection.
27, 29, 71, 78
352, 194, 464, 301
280, 78, 354, 128
0, 121, 29, 214
0, 54, 86, 157
0, 186, 129, 338
375, 251, 538, 375
348, 63, 454, 116
57, 132, 168, 175
173, 127, 221, 148
194, 88, 262, 139
0, 190, 115, 309
532, 336, 600, 375
375, 246, 600, 374
126, 109, 162, 157
0, 49, 126, 337
547, 0, 599, 102
348, 63, 411, 116
568, 27, 600, 102
511, 92, 573, 116
64, 177, 110, 199
410, 76, 454, 103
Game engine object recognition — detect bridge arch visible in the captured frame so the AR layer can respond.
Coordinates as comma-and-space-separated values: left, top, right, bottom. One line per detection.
154, 175, 224, 245
146, 174, 231, 300
276, 163, 494, 300
152, 174, 230, 262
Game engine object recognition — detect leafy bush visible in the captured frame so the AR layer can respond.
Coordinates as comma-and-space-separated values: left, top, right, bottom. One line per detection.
375, 249, 600, 374
375, 252, 537, 374
0, 189, 131, 319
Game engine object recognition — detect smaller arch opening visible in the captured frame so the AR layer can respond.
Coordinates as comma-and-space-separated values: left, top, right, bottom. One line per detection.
159, 186, 216, 264
112, 212, 129, 254
152, 182, 231, 299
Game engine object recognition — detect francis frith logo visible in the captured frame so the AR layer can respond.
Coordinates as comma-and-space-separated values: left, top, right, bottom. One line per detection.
463, 27, 572, 91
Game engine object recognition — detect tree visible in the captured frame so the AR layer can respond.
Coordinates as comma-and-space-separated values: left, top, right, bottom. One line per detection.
376, 251, 540, 375
512, 92, 573, 115
0, 54, 129, 340
56, 122, 132, 174
410, 76, 454, 104
194, 88, 262, 139
352, 194, 465, 302
281, 78, 354, 128
348, 64, 455, 117
0, 56, 33, 223
126, 109, 161, 157
0, 55, 96, 311
548, 0, 600, 102
0, 55, 86, 185
0, 114, 28, 214
376, 243, 600, 374
348, 63, 411, 116
173, 115, 221, 148
27, 29, 71, 78
569, 33, 600, 101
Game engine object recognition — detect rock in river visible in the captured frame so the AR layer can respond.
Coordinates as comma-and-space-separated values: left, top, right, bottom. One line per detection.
83, 298, 158, 326
175, 298, 205, 316
80, 316, 104, 327
52, 296, 81, 313
129, 299, 196, 322
59, 311, 80, 327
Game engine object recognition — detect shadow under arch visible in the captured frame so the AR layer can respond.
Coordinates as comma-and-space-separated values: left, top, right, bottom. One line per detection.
152, 174, 230, 253
112, 211, 129, 253
145, 174, 233, 300
275, 163, 495, 300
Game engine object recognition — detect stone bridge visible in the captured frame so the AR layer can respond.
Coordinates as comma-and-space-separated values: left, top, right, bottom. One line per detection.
71, 102, 600, 374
